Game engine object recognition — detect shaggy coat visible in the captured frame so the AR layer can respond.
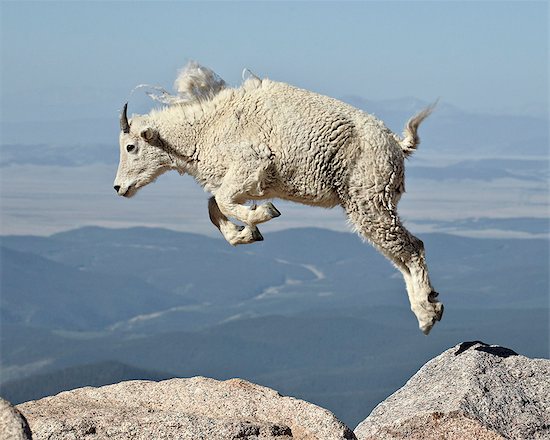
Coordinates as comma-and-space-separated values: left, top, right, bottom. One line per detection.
114, 63, 443, 334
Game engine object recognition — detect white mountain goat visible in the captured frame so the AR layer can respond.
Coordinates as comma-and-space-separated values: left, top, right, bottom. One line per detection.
114, 62, 443, 334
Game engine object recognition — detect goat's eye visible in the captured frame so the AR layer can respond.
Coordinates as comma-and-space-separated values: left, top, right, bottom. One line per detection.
126, 144, 136, 153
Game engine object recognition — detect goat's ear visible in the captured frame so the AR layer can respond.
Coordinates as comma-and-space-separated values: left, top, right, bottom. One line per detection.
140, 127, 159, 143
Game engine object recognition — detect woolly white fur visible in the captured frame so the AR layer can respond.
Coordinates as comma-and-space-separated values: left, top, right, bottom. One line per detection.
114, 62, 443, 334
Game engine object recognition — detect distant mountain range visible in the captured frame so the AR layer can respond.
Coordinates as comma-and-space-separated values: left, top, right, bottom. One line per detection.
2, 226, 548, 332
408, 158, 548, 182
1, 227, 548, 426
1, 245, 192, 330
343, 96, 548, 157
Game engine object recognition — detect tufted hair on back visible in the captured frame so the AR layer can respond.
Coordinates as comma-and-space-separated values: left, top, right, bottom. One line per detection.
174, 61, 227, 104
135, 61, 228, 106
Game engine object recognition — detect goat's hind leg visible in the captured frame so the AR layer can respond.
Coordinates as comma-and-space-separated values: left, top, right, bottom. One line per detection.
345, 200, 443, 334
208, 197, 263, 246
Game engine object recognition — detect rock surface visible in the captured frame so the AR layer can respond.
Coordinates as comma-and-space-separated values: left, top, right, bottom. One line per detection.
0, 397, 32, 440
17, 376, 355, 440
354, 341, 550, 440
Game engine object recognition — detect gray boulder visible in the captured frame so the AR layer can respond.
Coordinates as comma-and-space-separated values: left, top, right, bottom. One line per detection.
0, 397, 32, 440
17, 376, 355, 439
355, 341, 550, 440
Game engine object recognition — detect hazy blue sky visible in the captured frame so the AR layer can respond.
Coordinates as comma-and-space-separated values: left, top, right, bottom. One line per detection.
1, 1, 548, 124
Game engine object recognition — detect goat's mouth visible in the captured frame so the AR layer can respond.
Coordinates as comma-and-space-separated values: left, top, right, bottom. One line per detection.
121, 184, 137, 198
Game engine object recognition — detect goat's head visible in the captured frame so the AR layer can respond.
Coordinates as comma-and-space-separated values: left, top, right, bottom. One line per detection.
113, 103, 173, 198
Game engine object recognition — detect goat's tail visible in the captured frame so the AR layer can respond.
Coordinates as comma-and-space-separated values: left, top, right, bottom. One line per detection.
400, 101, 437, 157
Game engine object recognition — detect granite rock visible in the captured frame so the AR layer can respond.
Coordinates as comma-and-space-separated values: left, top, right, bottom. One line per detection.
0, 397, 32, 440
355, 341, 550, 440
17, 376, 355, 440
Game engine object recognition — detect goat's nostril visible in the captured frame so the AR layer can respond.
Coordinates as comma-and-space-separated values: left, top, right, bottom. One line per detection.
114, 185, 121, 193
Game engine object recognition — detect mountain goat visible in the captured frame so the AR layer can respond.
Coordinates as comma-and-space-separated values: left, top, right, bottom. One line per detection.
114, 62, 443, 334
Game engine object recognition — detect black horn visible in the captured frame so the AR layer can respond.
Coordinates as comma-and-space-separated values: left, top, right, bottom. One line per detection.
120, 102, 130, 133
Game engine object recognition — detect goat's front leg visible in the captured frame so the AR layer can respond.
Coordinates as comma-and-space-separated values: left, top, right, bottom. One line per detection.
214, 179, 281, 227
208, 197, 263, 245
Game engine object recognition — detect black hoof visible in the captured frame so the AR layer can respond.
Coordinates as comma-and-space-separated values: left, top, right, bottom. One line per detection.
436, 304, 444, 321
251, 227, 264, 242
266, 202, 281, 218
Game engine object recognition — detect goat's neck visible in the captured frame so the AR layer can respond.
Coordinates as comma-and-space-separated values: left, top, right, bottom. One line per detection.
148, 107, 207, 171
